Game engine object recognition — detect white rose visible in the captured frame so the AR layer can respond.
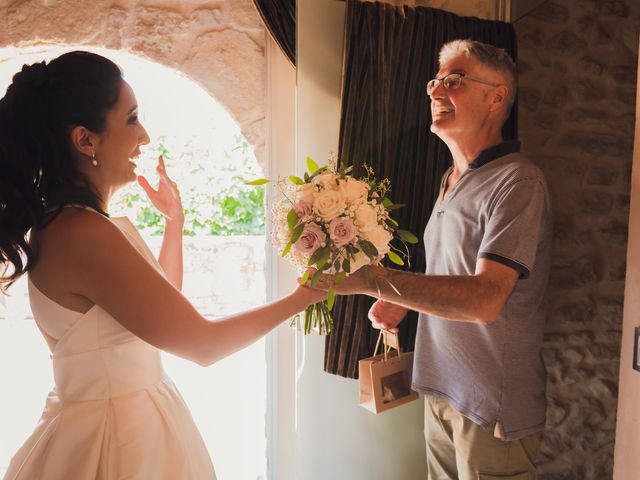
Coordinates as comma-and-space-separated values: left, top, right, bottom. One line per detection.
362, 225, 393, 255
339, 178, 369, 206
312, 172, 339, 191
296, 183, 316, 204
350, 250, 371, 273
354, 203, 378, 232
313, 189, 346, 221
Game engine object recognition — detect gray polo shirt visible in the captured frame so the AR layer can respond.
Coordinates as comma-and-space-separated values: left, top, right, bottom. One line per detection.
413, 141, 551, 441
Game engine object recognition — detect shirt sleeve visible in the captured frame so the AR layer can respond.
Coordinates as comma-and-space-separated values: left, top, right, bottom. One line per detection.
478, 176, 549, 279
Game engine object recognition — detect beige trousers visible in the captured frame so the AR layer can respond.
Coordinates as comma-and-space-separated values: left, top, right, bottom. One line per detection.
424, 395, 541, 480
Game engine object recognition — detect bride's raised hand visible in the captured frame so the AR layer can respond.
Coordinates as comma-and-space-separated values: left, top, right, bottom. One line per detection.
137, 155, 185, 223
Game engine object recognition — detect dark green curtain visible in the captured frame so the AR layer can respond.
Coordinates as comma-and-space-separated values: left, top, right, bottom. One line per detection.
253, 0, 296, 65
325, 0, 518, 378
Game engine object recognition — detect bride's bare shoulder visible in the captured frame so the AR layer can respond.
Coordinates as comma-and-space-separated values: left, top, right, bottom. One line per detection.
33, 208, 122, 262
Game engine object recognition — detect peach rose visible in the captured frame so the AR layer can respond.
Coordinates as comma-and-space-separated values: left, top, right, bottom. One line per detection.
339, 178, 369, 206
362, 225, 393, 255
354, 203, 378, 232
313, 189, 346, 221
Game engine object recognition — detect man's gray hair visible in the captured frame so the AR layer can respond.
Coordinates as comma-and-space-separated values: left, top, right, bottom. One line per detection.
439, 39, 517, 113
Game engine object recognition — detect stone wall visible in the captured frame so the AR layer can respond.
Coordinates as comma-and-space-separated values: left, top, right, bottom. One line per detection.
0, 0, 266, 165
516, 1, 639, 478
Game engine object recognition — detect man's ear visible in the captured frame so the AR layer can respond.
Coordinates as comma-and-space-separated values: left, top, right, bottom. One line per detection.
488, 85, 509, 112
69, 125, 98, 157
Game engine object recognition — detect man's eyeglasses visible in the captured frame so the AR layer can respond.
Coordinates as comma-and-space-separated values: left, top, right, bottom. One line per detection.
426, 72, 500, 96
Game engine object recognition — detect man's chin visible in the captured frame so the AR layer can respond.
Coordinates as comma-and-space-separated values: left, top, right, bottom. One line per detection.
430, 121, 445, 135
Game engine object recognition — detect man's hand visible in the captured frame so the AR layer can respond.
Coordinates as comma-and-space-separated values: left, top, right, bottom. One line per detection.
368, 299, 408, 333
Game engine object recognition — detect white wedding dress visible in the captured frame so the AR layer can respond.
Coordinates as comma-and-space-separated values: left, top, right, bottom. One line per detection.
3, 215, 217, 479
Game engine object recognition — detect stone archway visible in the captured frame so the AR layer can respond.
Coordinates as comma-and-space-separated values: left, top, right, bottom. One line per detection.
0, 0, 266, 165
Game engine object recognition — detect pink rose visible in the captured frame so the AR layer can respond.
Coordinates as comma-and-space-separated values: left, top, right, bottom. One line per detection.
328, 216, 357, 247
293, 223, 326, 254
293, 200, 313, 220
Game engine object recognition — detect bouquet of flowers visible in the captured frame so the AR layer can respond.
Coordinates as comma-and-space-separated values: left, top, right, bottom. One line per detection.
247, 155, 417, 334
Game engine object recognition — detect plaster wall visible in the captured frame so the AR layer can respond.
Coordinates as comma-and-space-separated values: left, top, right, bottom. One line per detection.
0, 0, 266, 164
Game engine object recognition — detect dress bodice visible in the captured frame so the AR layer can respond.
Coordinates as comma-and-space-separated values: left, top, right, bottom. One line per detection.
28, 215, 165, 402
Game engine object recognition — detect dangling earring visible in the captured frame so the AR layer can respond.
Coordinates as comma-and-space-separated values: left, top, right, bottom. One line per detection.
91, 150, 98, 167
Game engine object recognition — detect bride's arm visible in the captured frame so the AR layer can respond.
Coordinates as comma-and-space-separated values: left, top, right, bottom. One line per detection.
137, 155, 185, 290
157, 217, 184, 290
62, 211, 324, 366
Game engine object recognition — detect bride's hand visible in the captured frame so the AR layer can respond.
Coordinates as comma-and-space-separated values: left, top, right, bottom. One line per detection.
293, 280, 327, 306
137, 155, 185, 223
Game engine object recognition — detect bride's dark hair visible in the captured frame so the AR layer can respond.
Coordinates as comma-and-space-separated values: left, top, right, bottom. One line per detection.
0, 51, 122, 291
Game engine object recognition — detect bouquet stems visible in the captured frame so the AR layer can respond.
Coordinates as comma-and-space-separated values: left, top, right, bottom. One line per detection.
292, 300, 334, 335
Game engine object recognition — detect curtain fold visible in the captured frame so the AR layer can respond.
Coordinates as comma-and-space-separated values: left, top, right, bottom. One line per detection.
253, 0, 296, 65
325, 0, 517, 378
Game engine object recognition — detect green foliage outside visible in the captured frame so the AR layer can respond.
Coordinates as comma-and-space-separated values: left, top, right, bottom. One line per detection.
113, 136, 265, 236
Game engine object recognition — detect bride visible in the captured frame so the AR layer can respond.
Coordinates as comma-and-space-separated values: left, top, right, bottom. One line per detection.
0, 51, 324, 480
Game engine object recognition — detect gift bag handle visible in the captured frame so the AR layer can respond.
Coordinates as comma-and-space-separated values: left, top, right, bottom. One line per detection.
373, 330, 402, 361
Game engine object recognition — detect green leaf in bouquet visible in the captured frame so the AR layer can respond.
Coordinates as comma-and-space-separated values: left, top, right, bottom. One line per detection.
290, 223, 305, 244
282, 241, 293, 257
387, 251, 404, 266
243, 178, 270, 186
287, 209, 299, 230
300, 270, 310, 285
304, 171, 310, 182
391, 243, 412, 269
308, 245, 331, 269
397, 229, 419, 244
335, 271, 347, 284
358, 239, 379, 259
327, 287, 335, 311
386, 203, 406, 211
306, 156, 319, 175
289, 175, 304, 185
333, 258, 341, 271
339, 164, 354, 177
307, 165, 329, 182
342, 258, 351, 273
382, 197, 393, 208
310, 268, 323, 288
385, 217, 399, 228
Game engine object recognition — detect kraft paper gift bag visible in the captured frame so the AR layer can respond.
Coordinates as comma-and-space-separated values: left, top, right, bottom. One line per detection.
359, 330, 419, 414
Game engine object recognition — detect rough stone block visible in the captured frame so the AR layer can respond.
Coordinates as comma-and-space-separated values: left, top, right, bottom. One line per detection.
562, 131, 632, 156
585, 165, 618, 186
534, 110, 559, 130
519, 87, 542, 111
547, 30, 587, 56
578, 56, 606, 76
552, 300, 595, 325
542, 84, 571, 108
576, 190, 614, 215
529, 1, 571, 23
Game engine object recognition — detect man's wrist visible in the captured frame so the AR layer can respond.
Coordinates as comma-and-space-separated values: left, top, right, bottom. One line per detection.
362, 265, 385, 297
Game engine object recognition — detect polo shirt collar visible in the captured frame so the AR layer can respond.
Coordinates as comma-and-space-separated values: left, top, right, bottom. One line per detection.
468, 140, 521, 170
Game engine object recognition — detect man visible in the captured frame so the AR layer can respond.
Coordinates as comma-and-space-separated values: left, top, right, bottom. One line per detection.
322, 39, 551, 479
